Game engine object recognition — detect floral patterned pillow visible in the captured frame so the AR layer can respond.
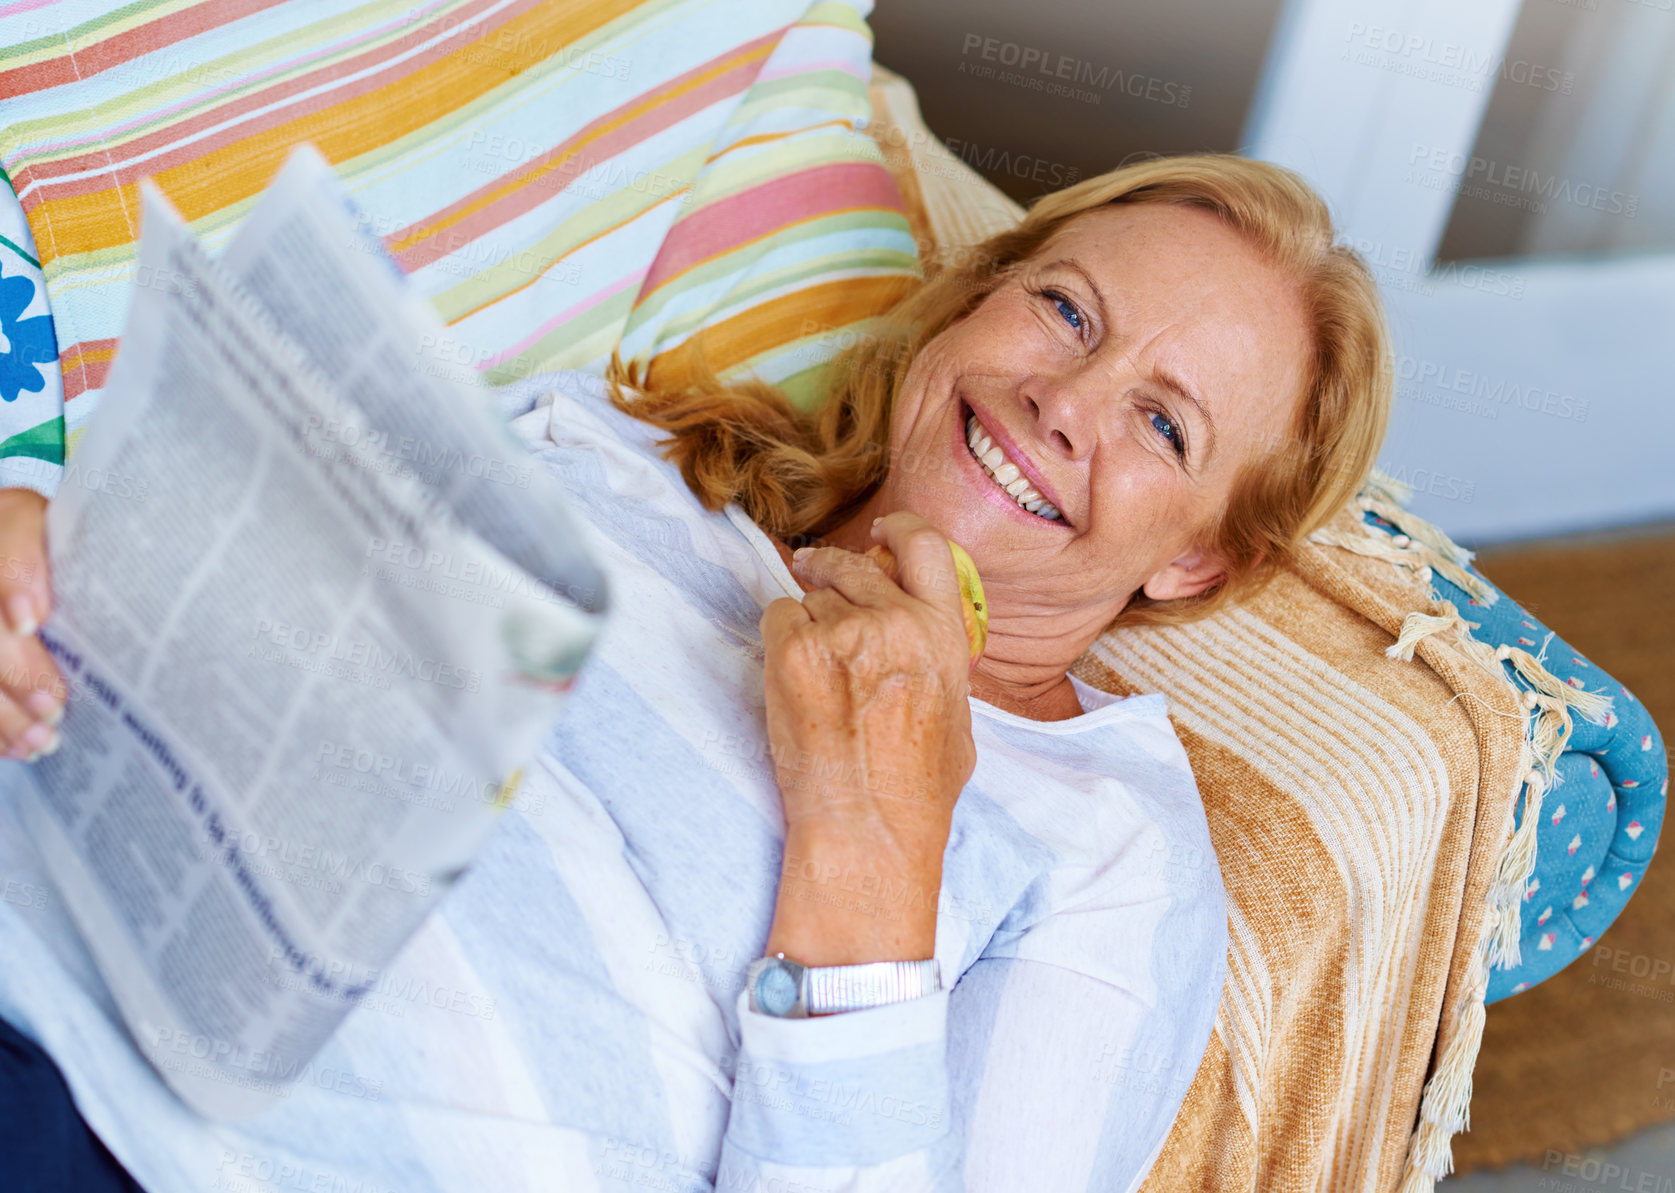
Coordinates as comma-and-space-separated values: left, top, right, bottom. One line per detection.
0, 194, 60, 497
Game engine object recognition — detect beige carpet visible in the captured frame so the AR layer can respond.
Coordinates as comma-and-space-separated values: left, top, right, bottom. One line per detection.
1451, 525, 1675, 1172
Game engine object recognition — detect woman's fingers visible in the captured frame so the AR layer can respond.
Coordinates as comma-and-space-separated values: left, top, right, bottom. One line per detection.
789, 516, 960, 613
759, 594, 813, 652
0, 696, 54, 761
785, 516, 969, 678
788, 545, 896, 608
0, 487, 65, 759
0, 488, 53, 635
0, 631, 63, 759
869, 513, 961, 615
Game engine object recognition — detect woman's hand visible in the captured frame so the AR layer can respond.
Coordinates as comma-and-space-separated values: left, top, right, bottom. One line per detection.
758, 512, 977, 968
0, 488, 65, 760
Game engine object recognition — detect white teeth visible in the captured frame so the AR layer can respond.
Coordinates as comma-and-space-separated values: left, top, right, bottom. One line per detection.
963, 412, 1061, 522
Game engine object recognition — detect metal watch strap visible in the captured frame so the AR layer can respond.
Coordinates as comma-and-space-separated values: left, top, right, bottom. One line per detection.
802, 959, 941, 1015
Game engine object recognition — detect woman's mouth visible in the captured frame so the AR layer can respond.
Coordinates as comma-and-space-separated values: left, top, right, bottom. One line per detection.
962, 407, 1064, 522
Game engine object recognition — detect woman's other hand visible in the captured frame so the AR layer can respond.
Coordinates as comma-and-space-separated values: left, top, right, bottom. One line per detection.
0, 488, 64, 760
758, 511, 977, 967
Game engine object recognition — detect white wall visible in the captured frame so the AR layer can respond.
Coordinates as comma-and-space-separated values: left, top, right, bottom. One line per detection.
1244, 0, 1675, 543
1378, 252, 1675, 543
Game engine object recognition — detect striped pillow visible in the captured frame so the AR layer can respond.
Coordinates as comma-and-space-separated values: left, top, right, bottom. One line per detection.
0, 0, 920, 495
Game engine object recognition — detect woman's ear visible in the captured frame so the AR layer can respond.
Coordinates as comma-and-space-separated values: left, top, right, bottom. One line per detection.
1140, 546, 1228, 603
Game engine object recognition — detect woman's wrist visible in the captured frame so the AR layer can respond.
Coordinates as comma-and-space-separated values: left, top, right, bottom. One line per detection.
765, 821, 944, 967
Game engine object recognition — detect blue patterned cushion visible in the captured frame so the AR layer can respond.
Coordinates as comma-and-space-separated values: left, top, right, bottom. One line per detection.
1362, 509, 1668, 1001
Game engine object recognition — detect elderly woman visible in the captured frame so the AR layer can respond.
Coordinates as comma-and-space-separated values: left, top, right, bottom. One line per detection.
0, 153, 1389, 1192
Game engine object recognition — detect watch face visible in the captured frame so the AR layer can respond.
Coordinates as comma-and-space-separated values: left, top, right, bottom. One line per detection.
755, 962, 799, 1017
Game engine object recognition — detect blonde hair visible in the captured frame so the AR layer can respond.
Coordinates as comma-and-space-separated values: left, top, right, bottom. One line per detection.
604, 152, 1392, 628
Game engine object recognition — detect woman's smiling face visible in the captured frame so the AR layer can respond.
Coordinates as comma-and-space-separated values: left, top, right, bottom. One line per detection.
874, 201, 1315, 646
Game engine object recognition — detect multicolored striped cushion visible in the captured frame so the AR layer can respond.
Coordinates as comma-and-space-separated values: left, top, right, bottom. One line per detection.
0, 0, 920, 495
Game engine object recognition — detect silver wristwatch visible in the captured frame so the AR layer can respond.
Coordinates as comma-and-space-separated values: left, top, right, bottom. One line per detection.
745, 952, 942, 1018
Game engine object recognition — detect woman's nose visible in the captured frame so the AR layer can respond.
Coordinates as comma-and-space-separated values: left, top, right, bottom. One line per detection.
1021, 369, 1105, 461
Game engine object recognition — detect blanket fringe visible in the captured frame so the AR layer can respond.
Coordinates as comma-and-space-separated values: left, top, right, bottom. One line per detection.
1485, 758, 1544, 971
1318, 479, 1618, 1192
1307, 523, 1497, 607
1502, 642, 1616, 731
1398, 958, 1489, 1188
1360, 473, 1475, 570
1478, 645, 1613, 969
1385, 604, 1478, 662
1398, 863, 1498, 1191
1399, 1123, 1457, 1192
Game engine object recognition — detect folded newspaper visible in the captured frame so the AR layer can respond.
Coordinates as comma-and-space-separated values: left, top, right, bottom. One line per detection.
12, 145, 610, 1119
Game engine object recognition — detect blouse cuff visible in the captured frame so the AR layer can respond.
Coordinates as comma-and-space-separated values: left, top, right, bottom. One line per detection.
725, 986, 952, 1167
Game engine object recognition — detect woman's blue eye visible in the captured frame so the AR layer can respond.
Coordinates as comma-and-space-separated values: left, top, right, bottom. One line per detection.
1045, 289, 1082, 332
1150, 410, 1185, 458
